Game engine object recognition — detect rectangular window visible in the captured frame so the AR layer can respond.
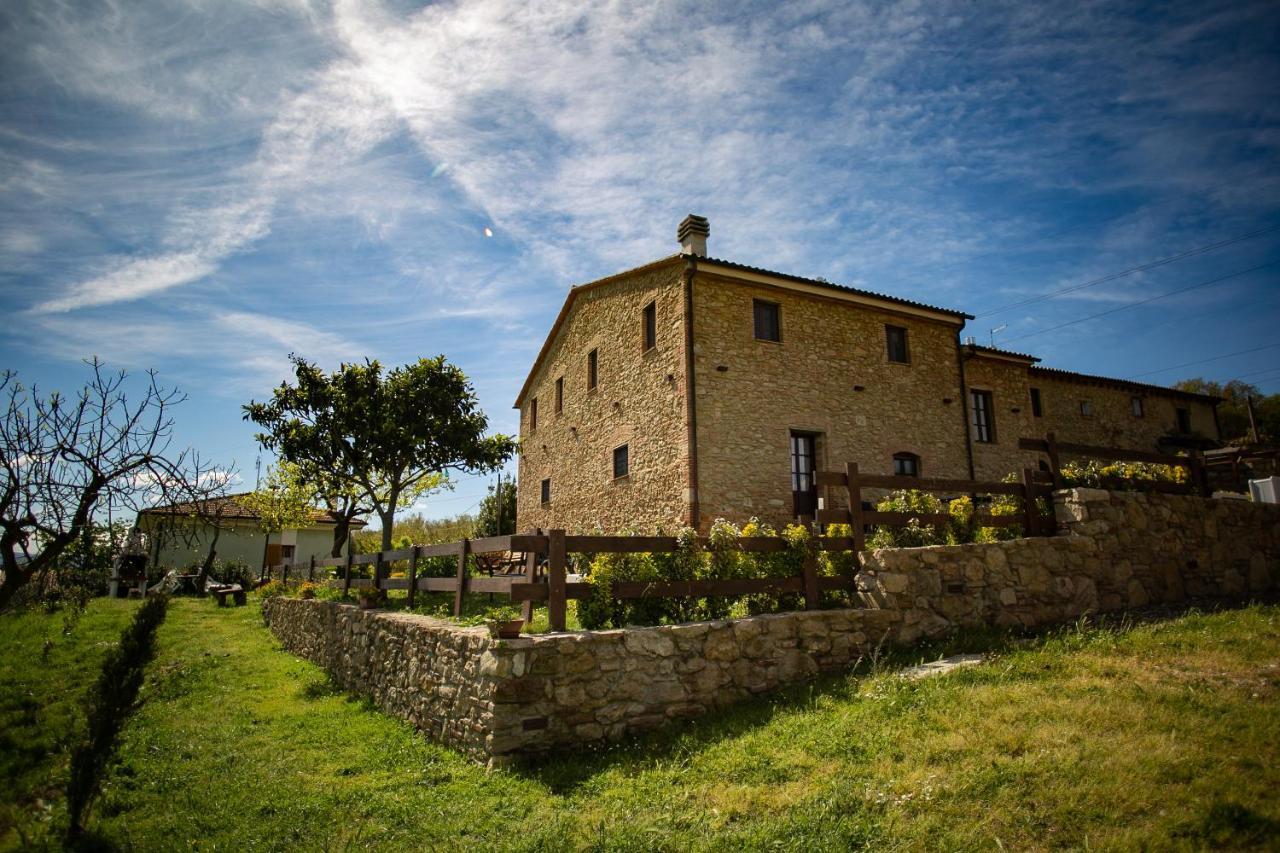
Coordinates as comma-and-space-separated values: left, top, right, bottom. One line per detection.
893, 453, 920, 477
1080, 400, 1093, 417
971, 390, 995, 443
555, 377, 563, 414
1131, 396, 1143, 417
753, 299, 781, 342
885, 325, 910, 363
540, 478, 550, 504
1176, 407, 1191, 433
280, 545, 296, 560
612, 444, 629, 479
530, 397, 538, 431
642, 301, 656, 351
587, 348, 598, 391
1030, 387, 1043, 418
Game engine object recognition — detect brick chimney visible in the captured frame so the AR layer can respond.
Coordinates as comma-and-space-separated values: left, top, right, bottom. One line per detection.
677, 214, 709, 257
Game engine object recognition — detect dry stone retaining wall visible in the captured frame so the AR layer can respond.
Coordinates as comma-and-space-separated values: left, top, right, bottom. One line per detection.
263, 489, 1280, 764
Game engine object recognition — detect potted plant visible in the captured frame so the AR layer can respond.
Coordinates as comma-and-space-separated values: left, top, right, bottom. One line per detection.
485, 605, 525, 639
356, 585, 385, 610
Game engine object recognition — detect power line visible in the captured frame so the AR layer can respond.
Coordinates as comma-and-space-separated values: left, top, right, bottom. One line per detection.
974, 224, 1280, 319
1125, 342, 1280, 379
1001, 261, 1278, 345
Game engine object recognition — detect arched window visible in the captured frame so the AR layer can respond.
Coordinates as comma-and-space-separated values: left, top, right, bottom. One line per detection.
892, 452, 920, 477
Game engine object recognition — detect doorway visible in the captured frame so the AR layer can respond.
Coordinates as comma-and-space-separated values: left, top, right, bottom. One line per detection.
790, 431, 818, 519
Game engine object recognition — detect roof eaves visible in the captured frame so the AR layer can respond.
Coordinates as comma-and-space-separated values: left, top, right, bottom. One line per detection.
1028, 365, 1223, 403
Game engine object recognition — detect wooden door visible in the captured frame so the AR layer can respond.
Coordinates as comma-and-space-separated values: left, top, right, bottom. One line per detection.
790, 432, 817, 519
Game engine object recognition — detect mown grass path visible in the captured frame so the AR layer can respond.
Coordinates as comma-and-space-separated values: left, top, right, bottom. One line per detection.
3, 598, 1279, 850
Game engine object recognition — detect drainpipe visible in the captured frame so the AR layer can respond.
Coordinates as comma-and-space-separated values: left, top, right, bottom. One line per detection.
682, 255, 700, 529
955, 331, 976, 481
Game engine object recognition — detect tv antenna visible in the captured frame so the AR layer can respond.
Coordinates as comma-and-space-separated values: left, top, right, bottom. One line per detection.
989, 325, 1007, 347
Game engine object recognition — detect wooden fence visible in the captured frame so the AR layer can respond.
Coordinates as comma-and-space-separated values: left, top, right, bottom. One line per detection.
1019, 432, 1211, 497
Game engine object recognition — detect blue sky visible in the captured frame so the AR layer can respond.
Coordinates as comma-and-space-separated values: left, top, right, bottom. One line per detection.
2, 0, 1278, 523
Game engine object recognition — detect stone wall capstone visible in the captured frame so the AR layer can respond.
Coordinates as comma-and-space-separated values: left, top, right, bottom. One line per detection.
263, 489, 1280, 764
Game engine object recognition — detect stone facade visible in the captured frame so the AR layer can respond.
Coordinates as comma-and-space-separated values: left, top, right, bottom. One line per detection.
513, 223, 1221, 533
516, 259, 690, 532
265, 489, 1278, 765
692, 271, 971, 522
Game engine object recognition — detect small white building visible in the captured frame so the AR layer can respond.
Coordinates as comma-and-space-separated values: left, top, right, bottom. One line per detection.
136, 493, 365, 571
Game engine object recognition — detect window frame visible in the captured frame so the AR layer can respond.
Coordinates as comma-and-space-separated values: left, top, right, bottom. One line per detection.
1131, 396, 1144, 418
530, 397, 538, 431
641, 300, 657, 352
1030, 387, 1043, 418
1080, 400, 1094, 417
892, 452, 920, 477
612, 443, 630, 480
587, 348, 598, 392
885, 324, 910, 364
971, 389, 995, 444
1176, 407, 1191, 433
753, 299, 782, 343
540, 477, 551, 505
555, 376, 563, 414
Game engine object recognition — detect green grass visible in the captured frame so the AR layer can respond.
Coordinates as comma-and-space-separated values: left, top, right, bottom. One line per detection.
3, 598, 1279, 850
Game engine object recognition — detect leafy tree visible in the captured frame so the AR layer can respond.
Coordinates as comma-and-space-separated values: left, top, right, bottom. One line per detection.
0, 360, 212, 611
241, 462, 320, 571
475, 478, 516, 537
244, 355, 515, 551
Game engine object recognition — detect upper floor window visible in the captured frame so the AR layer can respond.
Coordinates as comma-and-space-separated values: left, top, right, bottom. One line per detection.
555, 376, 564, 414
753, 299, 781, 342
971, 389, 995, 443
587, 348, 598, 391
885, 325, 910, 363
642, 301, 656, 351
1030, 387, 1043, 418
613, 444, 630, 479
1176, 407, 1191, 433
540, 478, 551, 504
892, 452, 920, 477
1080, 400, 1094, 417
1131, 396, 1144, 418
530, 397, 538, 431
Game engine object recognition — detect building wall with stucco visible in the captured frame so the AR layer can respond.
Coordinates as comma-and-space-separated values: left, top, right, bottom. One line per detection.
691, 272, 970, 528
515, 260, 690, 533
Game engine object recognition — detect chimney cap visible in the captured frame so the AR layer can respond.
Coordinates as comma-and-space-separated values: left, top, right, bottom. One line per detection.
677, 214, 710, 241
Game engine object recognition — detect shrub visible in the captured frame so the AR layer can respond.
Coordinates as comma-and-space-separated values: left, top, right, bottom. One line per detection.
1060, 459, 1185, 489
257, 580, 284, 601
66, 594, 169, 841
866, 490, 946, 548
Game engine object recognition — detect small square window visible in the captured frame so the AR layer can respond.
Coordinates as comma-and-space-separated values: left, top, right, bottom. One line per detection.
892, 453, 920, 477
530, 397, 538, 431
613, 444, 629, 479
1131, 396, 1143, 417
1030, 387, 1043, 418
587, 349, 598, 391
540, 478, 551, 504
1080, 400, 1093, 417
280, 545, 296, 560
753, 299, 781, 342
885, 325, 910, 363
642, 301, 656, 351
555, 377, 563, 414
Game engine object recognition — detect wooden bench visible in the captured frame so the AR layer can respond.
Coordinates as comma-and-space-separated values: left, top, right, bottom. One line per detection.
209, 585, 246, 607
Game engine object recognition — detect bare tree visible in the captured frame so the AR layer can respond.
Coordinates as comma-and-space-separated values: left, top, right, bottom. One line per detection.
0, 360, 206, 610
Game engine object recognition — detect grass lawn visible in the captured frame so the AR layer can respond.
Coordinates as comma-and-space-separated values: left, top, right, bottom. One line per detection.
2, 597, 1278, 850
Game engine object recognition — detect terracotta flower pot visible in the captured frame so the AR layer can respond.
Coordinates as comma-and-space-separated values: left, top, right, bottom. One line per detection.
488, 619, 524, 639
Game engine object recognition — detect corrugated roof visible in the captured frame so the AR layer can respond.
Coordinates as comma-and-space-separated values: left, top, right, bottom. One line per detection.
698, 256, 973, 319
1028, 365, 1221, 402
139, 493, 367, 527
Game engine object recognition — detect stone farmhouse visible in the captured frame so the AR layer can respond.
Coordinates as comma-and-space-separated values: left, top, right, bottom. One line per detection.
514, 215, 1221, 532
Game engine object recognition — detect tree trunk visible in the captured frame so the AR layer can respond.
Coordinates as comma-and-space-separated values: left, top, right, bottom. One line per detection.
379, 489, 399, 552
194, 524, 222, 595
0, 567, 34, 611
331, 516, 350, 558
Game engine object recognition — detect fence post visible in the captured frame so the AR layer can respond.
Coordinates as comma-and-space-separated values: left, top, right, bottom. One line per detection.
520, 528, 541, 628
453, 538, 470, 617
801, 548, 820, 610
282, 562, 289, 585
1188, 452, 1211, 497
1045, 432, 1062, 489
308, 555, 315, 582
548, 529, 567, 632
373, 552, 383, 593
845, 462, 865, 553
407, 545, 419, 610
1021, 468, 1040, 536
343, 548, 353, 597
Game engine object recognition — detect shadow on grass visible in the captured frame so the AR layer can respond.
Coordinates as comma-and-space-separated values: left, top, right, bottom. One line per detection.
511, 596, 1274, 794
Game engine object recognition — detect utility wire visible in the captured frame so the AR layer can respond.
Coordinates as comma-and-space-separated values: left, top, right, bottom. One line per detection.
1001, 261, 1278, 345
974, 224, 1280, 319
1125, 342, 1280, 379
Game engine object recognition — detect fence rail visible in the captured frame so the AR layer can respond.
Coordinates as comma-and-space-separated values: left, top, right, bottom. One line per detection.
1019, 432, 1211, 496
